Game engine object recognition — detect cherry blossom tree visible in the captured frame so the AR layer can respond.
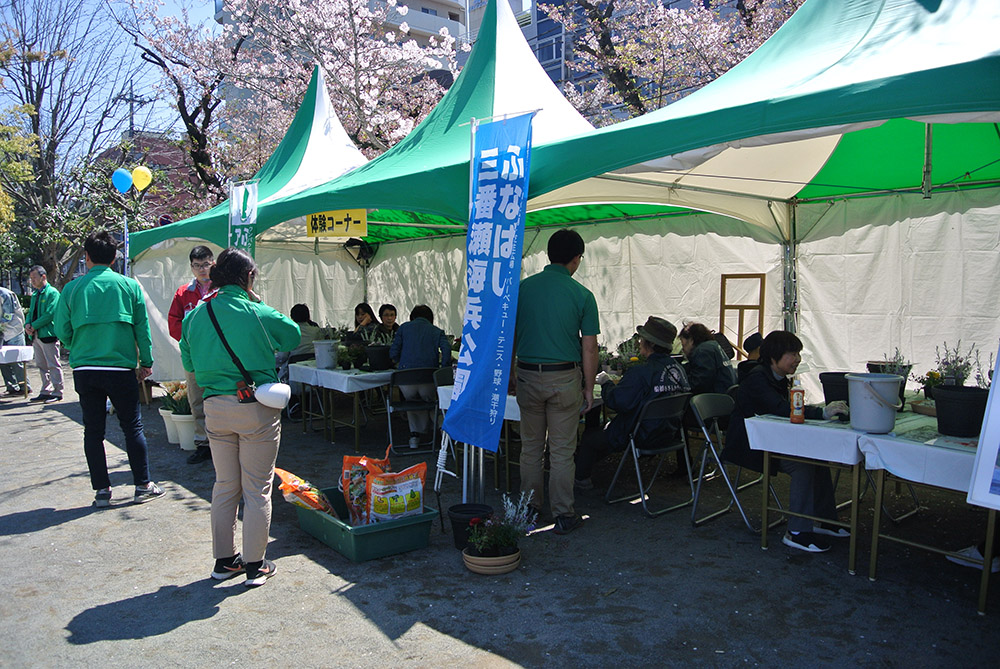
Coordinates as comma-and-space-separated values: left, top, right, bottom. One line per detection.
1, 0, 148, 285
111, 0, 463, 213
543, 0, 801, 124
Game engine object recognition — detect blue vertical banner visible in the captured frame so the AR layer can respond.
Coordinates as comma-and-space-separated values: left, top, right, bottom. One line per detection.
442, 112, 534, 453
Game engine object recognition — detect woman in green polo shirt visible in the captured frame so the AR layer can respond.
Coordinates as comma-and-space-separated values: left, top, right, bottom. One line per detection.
180, 248, 300, 587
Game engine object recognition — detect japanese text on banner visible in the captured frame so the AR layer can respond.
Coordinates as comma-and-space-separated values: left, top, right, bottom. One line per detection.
229, 181, 258, 256
307, 209, 368, 237
442, 113, 533, 453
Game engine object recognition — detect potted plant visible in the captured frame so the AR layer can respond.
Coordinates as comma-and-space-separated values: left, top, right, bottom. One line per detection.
337, 344, 352, 370
158, 381, 182, 444
365, 329, 394, 370
910, 370, 943, 399
164, 382, 196, 450
346, 343, 367, 369
933, 341, 991, 438
614, 336, 645, 372
866, 347, 911, 411
936, 341, 976, 386
462, 491, 536, 574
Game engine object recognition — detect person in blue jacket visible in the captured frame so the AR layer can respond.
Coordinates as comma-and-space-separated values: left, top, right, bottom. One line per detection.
390, 304, 450, 447
574, 316, 690, 490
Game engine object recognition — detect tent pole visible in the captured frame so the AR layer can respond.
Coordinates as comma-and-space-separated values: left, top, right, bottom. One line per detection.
781, 201, 798, 333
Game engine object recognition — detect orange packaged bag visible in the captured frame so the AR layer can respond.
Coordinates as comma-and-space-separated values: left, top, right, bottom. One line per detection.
340, 446, 391, 525
367, 462, 427, 524
275, 468, 335, 516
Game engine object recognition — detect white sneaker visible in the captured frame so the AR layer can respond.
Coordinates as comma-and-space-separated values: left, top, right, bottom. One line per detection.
408, 436, 420, 449
946, 545, 1000, 573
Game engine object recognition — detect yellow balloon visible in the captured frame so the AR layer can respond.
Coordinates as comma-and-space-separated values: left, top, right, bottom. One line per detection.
132, 166, 153, 192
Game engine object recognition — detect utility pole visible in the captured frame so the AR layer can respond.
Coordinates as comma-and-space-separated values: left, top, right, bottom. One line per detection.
116, 82, 152, 139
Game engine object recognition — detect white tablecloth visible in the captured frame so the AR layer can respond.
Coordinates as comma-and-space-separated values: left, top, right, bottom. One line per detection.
289, 361, 392, 393
857, 414, 977, 493
745, 415, 864, 465
438, 385, 521, 421
0, 346, 34, 363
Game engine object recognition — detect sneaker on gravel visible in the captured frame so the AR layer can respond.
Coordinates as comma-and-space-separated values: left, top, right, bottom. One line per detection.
946, 545, 1000, 573
93, 488, 112, 508
813, 522, 850, 538
244, 559, 277, 587
133, 482, 165, 504
212, 554, 246, 580
43, 395, 62, 404
553, 514, 584, 535
782, 531, 830, 553
30, 394, 52, 403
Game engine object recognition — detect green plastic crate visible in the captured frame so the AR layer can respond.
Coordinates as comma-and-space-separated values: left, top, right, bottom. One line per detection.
295, 487, 437, 562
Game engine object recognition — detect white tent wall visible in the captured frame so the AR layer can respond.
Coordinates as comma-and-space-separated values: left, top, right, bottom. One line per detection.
133, 239, 364, 382
254, 243, 364, 331
560, 218, 784, 352
796, 188, 1000, 399
366, 212, 783, 358
366, 237, 469, 337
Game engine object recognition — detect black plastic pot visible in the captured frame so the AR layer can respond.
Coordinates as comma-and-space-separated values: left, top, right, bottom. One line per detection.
366, 345, 393, 371
447, 503, 493, 550
934, 385, 989, 438
820, 372, 850, 405
866, 362, 911, 411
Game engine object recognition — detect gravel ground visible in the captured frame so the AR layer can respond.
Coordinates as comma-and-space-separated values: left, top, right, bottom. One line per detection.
1, 365, 998, 667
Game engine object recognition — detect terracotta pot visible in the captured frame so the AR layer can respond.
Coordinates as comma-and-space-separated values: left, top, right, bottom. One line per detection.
462, 547, 521, 575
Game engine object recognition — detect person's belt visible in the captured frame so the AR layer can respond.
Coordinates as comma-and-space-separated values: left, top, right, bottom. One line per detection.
517, 361, 579, 372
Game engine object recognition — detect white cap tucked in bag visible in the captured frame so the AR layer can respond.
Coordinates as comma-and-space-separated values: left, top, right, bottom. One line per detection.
255, 382, 291, 409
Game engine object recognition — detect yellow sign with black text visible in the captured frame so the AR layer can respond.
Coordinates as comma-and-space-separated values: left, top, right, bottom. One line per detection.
307, 209, 367, 237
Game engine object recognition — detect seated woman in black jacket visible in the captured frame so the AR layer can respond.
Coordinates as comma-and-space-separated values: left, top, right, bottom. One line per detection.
679, 322, 737, 394
723, 330, 848, 553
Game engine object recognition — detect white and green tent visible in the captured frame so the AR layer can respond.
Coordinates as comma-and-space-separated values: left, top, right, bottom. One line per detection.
133, 0, 1000, 389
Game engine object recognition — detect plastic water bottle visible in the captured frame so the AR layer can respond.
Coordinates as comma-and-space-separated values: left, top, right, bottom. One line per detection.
790, 379, 805, 424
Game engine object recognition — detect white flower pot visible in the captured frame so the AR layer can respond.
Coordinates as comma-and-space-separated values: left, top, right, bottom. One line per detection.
159, 408, 180, 444
172, 413, 197, 450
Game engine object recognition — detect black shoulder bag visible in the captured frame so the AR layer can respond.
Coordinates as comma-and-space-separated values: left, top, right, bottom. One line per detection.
206, 301, 257, 403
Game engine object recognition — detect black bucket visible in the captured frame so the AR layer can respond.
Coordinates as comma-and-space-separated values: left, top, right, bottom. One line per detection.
366, 345, 393, 371
447, 503, 493, 550
933, 385, 989, 438
819, 372, 850, 405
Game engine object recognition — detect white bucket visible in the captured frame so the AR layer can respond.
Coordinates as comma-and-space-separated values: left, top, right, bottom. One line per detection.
313, 340, 339, 369
845, 373, 903, 434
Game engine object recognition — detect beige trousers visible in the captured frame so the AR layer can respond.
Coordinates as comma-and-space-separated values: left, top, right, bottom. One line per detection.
515, 367, 582, 518
183, 369, 207, 442
32, 338, 64, 396
205, 395, 281, 562
400, 382, 436, 434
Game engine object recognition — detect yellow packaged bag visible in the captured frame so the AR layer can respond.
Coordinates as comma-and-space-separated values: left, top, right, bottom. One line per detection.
367, 462, 427, 524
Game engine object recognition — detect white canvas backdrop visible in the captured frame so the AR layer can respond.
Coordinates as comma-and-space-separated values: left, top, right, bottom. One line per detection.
132, 189, 1000, 401
796, 189, 1000, 398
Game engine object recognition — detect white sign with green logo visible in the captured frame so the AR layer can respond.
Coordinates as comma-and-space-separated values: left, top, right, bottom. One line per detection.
229, 181, 258, 255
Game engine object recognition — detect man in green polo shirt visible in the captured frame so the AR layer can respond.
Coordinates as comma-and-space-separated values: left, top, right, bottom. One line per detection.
25, 265, 64, 403
514, 229, 600, 534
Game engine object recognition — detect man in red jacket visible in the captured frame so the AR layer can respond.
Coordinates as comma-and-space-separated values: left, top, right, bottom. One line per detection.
167, 246, 215, 464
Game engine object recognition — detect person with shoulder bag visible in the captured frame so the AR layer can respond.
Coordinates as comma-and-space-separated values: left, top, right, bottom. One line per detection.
180, 248, 300, 587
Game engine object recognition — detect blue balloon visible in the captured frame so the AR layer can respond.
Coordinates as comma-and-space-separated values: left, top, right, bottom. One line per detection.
111, 168, 133, 194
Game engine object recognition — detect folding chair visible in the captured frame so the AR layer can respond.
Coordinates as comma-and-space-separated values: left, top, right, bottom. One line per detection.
284, 351, 318, 422
386, 367, 439, 455
605, 393, 694, 517
689, 393, 784, 532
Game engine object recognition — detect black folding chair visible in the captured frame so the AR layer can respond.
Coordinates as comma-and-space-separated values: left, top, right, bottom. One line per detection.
386, 367, 439, 455
689, 393, 784, 532
605, 393, 694, 517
